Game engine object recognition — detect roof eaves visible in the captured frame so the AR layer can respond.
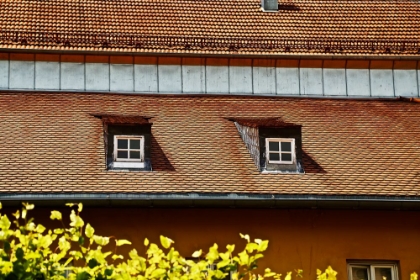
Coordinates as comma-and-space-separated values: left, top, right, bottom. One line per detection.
2, 47, 420, 60
2, 193, 420, 210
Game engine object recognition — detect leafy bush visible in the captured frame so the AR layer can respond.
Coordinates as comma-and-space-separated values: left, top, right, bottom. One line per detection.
0, 203, 335, 280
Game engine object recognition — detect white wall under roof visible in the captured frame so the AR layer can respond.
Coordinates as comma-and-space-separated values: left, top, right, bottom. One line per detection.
0, 58, 419, 98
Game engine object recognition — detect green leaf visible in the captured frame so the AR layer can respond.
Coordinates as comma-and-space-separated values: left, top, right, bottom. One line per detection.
15, 248, 24, 261
285, 271, 292, 280
245, 243, 259, 253
217, 260, 230, 269
70, 210, 84, 228
21, 208, 27, 219
66, 203, 75, 207
105, 269, 113, 277
0, 215, 11, 230
50, 211, 62, 220
93, 235, 110, 246
254, 253, 264, 261
12, 211, 20, 220
295, 269, 303, 278
3, 241, 10, 253
264, 268, 276, 278
1, 261, 12, 275
238, 251, 249, 266
26, 222, 35, 231
206, 244, 219, 262
85, 223, 95, 238
326, 266, 337, 280
258, 240, 269, 252
76, 272, 90, 280
54, 228, 64, 235
226, 244, 235, 253
144, 238, 149, 247
23, 203, 35, 210
112, 255, 124, 260
192, 250, 202, 258
239, 233, 250, 243
36, 224, 46, 233
214, 270, 226, 279
219, 252, 229, 261
78, 203, 83, 212
151, 268, 166, 278
78, 236, 85, 246
38, 235, 53, 248
64, 257, 73, 267
88, 258, 99, 269
160, 236, 174, 249
116, 239, 132, 246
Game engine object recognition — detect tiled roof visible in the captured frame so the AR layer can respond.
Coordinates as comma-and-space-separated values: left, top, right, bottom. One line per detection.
232, 118, 300, 128
1, 92, 420, 197
1, 0, 420, 55
98, 115, 151, 125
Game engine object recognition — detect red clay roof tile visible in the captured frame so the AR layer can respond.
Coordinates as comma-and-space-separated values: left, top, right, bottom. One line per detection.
0, 0, 419, 55
231, 117, 301, 128
1, 92, 420, 197
98, 115, 151, 125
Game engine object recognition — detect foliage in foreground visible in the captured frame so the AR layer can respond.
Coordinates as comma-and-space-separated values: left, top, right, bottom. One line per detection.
0, 203, 337, 280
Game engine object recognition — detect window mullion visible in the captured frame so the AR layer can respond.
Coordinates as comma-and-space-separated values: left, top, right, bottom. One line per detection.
127, 140, 131, 159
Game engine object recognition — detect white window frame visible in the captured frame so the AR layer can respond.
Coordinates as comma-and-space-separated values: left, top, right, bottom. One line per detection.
113, 135, 145, 168
348, 262, 398, 280
265, 138, 295, 164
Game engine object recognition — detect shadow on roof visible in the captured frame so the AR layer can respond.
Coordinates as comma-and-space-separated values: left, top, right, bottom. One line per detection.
151, 135, 175, 171
302, 150, 325, 174
278, 3, 300, 10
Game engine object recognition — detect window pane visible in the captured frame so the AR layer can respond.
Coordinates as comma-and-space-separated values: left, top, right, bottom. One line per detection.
130, 139, 141, 149
352, 267, 369, 280
281, 141, 292, 152
375, 268, 393, 280
117, 151, 128, 158
269, 153, 280, 161
117, 139, 128, 149
281, 153, 292, 162
130, 151, 141, 159
269, 141, 279, 151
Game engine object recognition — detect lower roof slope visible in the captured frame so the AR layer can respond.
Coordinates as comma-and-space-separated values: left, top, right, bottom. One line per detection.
0, 92, 419, 198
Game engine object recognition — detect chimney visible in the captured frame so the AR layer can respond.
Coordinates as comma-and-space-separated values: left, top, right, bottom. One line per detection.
261, 0, 278, 11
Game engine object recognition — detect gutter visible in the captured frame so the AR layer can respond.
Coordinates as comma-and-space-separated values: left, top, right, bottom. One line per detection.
1, 47, 420, 61
1, 193, 420, 210
1, 89, 415, 103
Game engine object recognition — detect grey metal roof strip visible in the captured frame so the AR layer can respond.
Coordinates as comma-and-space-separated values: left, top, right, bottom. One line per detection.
1, 193, 420, 202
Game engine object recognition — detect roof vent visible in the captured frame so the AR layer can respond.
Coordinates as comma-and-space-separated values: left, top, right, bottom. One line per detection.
261, 0, 278, 12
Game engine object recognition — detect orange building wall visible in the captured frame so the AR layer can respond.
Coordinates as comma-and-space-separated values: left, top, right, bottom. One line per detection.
27, 207, 420, 280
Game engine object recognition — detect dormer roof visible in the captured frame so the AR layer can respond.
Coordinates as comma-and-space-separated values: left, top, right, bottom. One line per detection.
230, 118, 301, 128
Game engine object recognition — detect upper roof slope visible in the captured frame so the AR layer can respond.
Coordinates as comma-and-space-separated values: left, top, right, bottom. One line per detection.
0, 92, 419, 198
1, 0, 420, 55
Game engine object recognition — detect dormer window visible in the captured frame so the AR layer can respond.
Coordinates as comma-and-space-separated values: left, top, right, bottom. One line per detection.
113, 135, 145, 168
94, 115, 153, 171
266, 138, 295, 164
231, 117, 304, 174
